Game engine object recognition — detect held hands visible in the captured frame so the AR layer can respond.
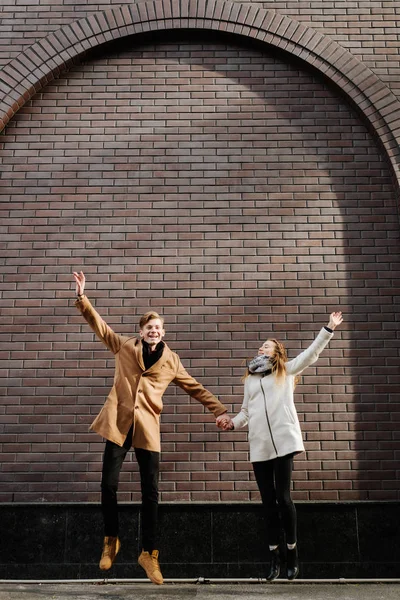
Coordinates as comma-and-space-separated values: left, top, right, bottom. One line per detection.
73, 271, 86, 296
328, 311, 343, 330
216, 413, 234, 431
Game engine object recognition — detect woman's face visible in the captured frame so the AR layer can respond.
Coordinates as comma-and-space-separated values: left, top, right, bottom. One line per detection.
258, 339, 276, 357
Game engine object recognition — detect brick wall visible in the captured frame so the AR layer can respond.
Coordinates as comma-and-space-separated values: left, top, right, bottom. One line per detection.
0, 4, 399, 504
1, 35, 399, 503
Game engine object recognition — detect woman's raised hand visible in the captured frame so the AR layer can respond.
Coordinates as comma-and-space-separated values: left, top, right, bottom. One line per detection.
73, 271, 86, 296
328, 311, 343, 330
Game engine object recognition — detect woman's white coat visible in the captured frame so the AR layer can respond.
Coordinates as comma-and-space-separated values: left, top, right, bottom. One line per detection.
232, 328, 334, 463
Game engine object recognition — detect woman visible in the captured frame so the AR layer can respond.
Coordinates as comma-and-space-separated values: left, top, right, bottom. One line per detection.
218, 312, 343, 581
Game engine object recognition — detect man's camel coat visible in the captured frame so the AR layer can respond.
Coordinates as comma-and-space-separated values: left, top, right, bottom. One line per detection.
75, 295, 227, 452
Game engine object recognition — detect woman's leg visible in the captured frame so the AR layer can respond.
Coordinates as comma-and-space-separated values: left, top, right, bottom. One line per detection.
253, 459, 281, 580
274, 454, 299, 580
253, 459, 280, 547
273, 454, 296, 545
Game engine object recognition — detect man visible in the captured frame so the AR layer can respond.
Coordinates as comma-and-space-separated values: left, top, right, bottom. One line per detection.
72, 271, 231, 584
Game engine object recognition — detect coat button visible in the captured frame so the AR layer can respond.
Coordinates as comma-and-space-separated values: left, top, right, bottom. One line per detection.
135, 406, 139, 410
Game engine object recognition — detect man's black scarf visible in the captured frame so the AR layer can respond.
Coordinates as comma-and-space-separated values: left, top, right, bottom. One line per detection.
142, 340, 165, 370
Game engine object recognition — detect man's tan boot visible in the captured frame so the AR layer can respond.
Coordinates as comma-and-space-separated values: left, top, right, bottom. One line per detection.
138, 549, 164, 585
99, 536, 121, 570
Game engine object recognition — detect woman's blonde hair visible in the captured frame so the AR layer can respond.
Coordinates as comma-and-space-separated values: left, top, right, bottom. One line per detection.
268, 338, 288, 383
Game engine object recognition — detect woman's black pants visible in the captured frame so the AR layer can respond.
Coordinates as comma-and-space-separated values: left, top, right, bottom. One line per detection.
252, 454, 297, 547
101, 425, 159, 552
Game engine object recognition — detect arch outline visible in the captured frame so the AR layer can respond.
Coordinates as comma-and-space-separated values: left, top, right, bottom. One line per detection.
0, 0, 399, 189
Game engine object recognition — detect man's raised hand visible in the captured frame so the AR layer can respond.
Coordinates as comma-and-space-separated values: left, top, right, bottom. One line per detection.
73, 271, 86, 296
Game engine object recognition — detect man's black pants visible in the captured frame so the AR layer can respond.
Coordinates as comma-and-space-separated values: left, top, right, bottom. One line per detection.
101, 425, 160, 552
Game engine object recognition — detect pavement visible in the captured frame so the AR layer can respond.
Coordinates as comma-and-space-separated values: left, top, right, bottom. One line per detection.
0, 582, 399, 600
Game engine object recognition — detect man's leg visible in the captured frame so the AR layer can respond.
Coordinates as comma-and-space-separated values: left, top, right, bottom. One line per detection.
99, 426, 133, 570
135, 447, 163, 585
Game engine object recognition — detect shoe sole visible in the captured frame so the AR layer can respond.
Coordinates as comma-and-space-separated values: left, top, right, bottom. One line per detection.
138, 558, 163, 585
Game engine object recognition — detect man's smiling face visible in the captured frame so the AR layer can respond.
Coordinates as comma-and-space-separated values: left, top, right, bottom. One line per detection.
139, 318, 165, 348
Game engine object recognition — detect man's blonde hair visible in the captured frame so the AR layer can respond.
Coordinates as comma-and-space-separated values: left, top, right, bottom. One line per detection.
139, 311, 164, 329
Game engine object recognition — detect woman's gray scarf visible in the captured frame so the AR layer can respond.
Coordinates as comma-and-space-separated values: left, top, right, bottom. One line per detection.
247, 355, 273, 376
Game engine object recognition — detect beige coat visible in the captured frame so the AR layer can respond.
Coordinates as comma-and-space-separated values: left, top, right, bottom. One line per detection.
75, 295, 227, 452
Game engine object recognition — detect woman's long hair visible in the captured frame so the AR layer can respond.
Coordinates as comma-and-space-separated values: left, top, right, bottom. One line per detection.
268, 338, 288, 383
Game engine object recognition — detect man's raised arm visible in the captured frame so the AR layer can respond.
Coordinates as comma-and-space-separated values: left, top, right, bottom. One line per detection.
73, 271, 122, 354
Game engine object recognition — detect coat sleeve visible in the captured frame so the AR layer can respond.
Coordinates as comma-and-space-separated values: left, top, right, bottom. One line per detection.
286, 327, 334, 376
231, 381, 249, 429
173, 360, 227, 417
74, 295, 123, 355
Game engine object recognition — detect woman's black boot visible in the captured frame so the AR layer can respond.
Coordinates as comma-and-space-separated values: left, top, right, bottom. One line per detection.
266, 547, 280, 581
286, 546, 299, 580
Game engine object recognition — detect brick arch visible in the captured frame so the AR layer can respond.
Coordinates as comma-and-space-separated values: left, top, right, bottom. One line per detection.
1, 0, 400, 188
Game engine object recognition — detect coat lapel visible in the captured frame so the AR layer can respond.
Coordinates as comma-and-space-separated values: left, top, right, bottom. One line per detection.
134, 338, 146, 371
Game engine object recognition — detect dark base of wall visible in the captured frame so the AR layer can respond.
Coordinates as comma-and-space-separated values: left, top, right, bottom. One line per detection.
1, 502, 399, 580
